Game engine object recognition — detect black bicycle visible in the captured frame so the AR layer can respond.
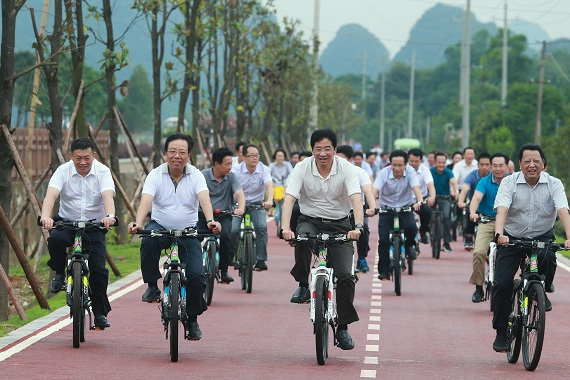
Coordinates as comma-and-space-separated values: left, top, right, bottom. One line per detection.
505, 239, 568, 371
378, 206, 414, 296
135, 227, 198, 362
40, 219, 111, 348
430, 195, 451, 259
236, 203, 264, 293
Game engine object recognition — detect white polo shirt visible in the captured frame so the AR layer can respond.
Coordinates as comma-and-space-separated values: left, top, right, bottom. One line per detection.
409, 164, 433, 198
453, 159, 478, 186
48, 159, 115, 221
286, 156, 361, 219
142, 162, 208, 229
232, 161, 272, 203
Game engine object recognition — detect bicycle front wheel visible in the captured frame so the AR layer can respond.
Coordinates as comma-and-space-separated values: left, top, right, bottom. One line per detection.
169, 272, 180, 362
314, 276, 329, 365
245, 234, 254, 293
204, 241, 217, 306
507, 280, 522, 364
522, 283, 546, 371
71, 261, 83, 348
393, 236, 402, 296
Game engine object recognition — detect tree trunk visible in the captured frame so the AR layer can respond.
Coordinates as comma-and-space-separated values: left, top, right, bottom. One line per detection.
103, 0, 127, 243
0, 0, 26, 321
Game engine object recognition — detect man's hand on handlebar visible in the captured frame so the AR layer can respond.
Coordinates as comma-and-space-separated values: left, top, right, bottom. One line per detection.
496, 234, 509, 246
233, 208, 244, 217
40, 217, 54, 231
208, 220, 222, 234
347, 228, 362, 241
281, 228, 295, 240
262, 201, 273, 210
128, 222, 141, 235
469, 212, 479, 223
102, 216, 116, 229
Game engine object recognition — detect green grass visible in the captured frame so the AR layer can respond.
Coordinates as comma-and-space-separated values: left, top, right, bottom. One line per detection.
0, 241, 142, 338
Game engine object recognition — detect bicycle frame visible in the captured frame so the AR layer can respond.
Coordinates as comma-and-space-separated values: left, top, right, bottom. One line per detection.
309, 243, 337, 326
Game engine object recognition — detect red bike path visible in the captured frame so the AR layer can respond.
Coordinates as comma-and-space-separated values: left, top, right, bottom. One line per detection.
1, 218, 570, 379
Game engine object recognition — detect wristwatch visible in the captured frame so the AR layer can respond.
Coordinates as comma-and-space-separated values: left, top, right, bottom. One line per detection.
106, 214, 115, 218
355, 223, 364, 232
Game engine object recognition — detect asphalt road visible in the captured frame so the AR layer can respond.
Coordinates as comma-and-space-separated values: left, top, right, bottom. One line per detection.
1, 218, 569, 379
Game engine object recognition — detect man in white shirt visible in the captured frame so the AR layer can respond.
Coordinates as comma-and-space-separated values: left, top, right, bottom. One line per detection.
408, 149, 436, 243
452, 146, 478, 187
281, 129, 363, 351
231, 141, 246, 170
40, 137, 117, 329
129, 133, 221, 340
231, 144, 274, 270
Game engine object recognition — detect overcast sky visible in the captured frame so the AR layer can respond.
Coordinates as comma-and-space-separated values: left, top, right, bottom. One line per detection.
270, 0, 570, 58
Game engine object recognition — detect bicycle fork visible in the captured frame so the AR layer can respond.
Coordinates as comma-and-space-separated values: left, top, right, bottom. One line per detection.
310, 266, 338, 343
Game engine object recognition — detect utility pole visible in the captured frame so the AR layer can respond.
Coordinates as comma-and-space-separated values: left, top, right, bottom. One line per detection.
501, 0, 508, 107
426, 116, 431, 146
308, 0, 320, 132
535, 41, 547, 144
361, 52, 367, 101
379, 55, 386, 151
460, 0, 471, 147
407, 50, 415, 138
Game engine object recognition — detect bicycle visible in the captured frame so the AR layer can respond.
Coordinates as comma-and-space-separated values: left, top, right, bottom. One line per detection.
286, 232, 353, 365
39, 219, 110, 348
505, 239, 568, 371
236, 203, 264, 293
450, 198, 459, 242
430, 195, 450, 259
135, 227, 198, 362
378, 205, 415, 296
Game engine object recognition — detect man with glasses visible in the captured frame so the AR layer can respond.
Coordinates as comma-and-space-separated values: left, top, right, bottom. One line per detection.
281, 129, 363, 350
129, 133, 221, 340
231, 144, 274, 271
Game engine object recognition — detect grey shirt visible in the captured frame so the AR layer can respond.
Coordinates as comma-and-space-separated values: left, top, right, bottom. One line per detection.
374, 165, 419, 208
201, 168, 242, 212
494, 171, 569, 238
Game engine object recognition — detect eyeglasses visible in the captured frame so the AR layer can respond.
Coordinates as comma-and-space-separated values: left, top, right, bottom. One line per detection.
313, 147, 334, 154
246, 154, 260, 158
167, 149, 188, 157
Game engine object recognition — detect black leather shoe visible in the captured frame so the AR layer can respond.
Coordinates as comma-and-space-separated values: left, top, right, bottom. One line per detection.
378, 272, 389, 281
420, 233, 429, 244
94, 314, 110, 329
493, 330, 508, 352
221, 272, 234, 283
49, 273, 66, 293
186, 322, 202, 340
336, 330, 354, 350
254, 260, 267, 271
545, 294, 552, 312
472, 286, 484, 303
141, 285, 161, 303
406, 246, 417, 260
290, 286, 310, 303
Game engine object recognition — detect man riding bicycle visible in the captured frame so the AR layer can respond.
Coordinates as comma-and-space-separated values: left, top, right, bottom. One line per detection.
467, 153, 508, 303
430, 151, 459, 252
40, 137, 117, 329
129, 133, 221, 341
231, 144, 274, 271
492, 144, 570, 352
408, 149, 436, 244
281, 129, 363, 351
373, 150, 424, 280
197, 147, 245, 284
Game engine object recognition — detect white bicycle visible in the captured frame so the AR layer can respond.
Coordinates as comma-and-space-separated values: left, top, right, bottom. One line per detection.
477, 216, 496, 310
288, 232, 354, 365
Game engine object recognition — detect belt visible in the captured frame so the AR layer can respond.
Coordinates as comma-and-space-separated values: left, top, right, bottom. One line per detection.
305, 215, 349, 223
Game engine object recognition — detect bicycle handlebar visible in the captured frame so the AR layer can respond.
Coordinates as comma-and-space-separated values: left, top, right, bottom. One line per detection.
507, 239, 569, 251
135, 228, 199, 238
37, 217, 107, 230
377, 205, 414, 214
285, 232, 354, 243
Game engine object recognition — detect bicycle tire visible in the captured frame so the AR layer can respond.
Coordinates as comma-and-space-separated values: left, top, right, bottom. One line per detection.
314, 276, 329, 365
245, 233, 254, 293
434, 214, 442, 259
275, 202, 282, 237
393, 236, 402, 296
507, 279, 522, 364
169, 272, 180, 362
407, 251, 414, 276
204, 240, 217, 306
522, 283, 546, 371
71, 261, 83, 348
238, 238, 246, 290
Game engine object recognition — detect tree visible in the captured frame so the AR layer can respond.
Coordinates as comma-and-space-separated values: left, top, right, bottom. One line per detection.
119, 65, 152, 133
0, 0, 27, 321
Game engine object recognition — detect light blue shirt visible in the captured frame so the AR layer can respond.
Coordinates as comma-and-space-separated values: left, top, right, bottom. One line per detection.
233, 161, 272, 203
374, 165, 419, 208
